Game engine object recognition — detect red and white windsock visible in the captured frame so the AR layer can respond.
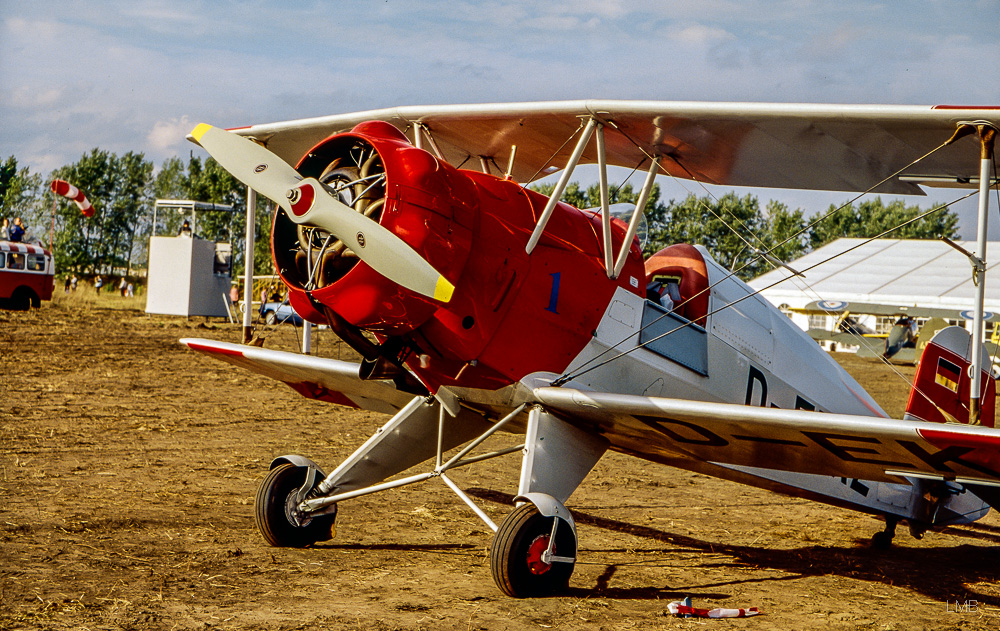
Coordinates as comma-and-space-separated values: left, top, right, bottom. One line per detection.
50, 179, 94, 217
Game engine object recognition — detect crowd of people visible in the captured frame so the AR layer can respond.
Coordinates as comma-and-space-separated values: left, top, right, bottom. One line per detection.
89, 275, 136, 297
2, 216, 27, 242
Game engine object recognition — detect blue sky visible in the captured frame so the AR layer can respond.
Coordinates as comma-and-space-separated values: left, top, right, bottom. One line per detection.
2, 0, 999, 235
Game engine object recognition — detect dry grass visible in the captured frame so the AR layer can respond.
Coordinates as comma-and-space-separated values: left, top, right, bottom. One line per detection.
51, 282, 147, 311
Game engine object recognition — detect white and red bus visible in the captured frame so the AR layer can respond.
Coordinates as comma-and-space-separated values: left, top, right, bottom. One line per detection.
0, 241, 54, 310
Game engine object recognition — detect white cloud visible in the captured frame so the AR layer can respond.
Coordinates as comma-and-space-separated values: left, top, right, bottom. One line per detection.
147, 116, 193, 152
22, 152, 64, 174
1, 0, 998, 178
668, 23, 735, 46
5, 86, 67, 109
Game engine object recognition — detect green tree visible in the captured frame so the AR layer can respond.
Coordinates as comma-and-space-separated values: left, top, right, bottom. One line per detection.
151, 155, 273, 278
0, 157, 19, 212
152, 156, 188, 237
646, 192, 779, 279
50, 149, 155, 275
808, 197, 959, 250
186, 156, 241, 244
760, 200, 808, 264
184, 156, 273, 277
108, 152, 153, 274
529, 180, 669, 253
51, 149, 118, 273
0, 156, 45, 241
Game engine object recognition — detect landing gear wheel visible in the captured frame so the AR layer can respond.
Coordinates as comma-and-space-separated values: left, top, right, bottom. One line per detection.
255, 463, 336, 547
490, 503, 576, 598
8, 288, 34, 311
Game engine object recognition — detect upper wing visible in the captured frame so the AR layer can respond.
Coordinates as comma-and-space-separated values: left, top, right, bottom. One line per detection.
220, 100, 999, 193
533, 387, 1000, 486
181, 338, 415, 414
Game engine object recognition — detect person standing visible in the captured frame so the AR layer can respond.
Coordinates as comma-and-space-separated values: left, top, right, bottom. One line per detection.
119, 277, 127, 297
95, 276, 103, 294
1, 218, 10, 241
9, 217, 25, 242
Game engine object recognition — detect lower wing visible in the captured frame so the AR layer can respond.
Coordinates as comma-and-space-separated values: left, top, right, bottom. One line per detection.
533, 387, 1000, 488
181, 338, 415, 415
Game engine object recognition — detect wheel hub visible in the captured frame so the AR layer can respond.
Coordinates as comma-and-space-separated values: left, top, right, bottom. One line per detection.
284, 488, 313, 528
526, 534, 553, 575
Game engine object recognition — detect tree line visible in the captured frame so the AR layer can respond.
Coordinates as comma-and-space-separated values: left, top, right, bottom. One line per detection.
0, 151, 959, 282
0, 152, 273, 278
532, 181, 959, 280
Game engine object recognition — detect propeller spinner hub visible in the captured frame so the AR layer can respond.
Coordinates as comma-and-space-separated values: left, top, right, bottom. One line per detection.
286, 183, 314, 217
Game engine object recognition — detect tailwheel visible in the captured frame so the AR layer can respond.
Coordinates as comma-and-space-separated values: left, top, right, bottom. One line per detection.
255, 463, 336, 547
490, 503, 576, 598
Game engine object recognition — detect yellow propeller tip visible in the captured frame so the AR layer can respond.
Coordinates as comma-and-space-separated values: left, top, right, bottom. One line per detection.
190, 123, 213, 142
434, 276, 455, 303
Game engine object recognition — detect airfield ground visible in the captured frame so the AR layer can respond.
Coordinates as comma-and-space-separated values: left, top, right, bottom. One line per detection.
1, 292, 998, 630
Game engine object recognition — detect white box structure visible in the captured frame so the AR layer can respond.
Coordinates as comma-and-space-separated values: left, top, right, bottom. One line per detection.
146, 236, 231, 317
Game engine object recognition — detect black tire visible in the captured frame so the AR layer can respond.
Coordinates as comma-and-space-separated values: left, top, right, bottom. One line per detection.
255, 464, 335, 547
490, 503, 576, 598
264, 310, 277, 326
8, 287, 35, 311
871, 530, 894, 550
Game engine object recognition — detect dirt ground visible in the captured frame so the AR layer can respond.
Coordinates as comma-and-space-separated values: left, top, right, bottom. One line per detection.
2, 294, 999, 630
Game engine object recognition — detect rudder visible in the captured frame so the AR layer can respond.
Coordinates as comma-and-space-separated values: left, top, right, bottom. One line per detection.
904, 326, 995, 427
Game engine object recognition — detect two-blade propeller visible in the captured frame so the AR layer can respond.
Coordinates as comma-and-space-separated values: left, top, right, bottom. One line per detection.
190, 124, 454, 303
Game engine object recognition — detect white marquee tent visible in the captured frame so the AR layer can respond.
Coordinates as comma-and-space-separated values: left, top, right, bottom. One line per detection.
747, 238, 1000, 332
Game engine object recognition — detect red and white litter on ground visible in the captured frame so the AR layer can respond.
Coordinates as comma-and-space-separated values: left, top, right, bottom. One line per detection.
668, 599, 761, 618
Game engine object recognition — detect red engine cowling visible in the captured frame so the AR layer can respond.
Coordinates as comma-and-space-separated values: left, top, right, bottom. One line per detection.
275, 121, 476, 336
273, 121, 648, 392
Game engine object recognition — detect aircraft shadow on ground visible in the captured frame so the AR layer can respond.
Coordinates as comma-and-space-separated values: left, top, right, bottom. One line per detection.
319, 542, 478, 554
465, 488, 1000, 605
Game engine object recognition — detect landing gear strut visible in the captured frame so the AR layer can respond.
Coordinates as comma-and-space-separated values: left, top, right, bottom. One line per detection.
871, 517, 897, 550
490, 503, 576, 598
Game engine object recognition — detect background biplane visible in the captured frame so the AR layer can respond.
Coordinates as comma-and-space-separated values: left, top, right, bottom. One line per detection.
749, 235, 1000, 364
795, 300, 993, 364
183, 101, 999, 597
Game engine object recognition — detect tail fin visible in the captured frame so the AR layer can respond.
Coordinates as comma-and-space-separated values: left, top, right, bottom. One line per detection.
904, 326, 995, 427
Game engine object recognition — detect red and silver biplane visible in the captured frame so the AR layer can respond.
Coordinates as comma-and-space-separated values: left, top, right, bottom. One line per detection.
182, 101, 999, 597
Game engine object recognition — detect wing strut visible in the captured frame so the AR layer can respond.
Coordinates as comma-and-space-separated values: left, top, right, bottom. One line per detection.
612, 156, 660, 279
412, 122, 446, 160
525, 117, 642, 280
241, 188, 257, 343
964, 122, 998, 423
526, 118, 598, 255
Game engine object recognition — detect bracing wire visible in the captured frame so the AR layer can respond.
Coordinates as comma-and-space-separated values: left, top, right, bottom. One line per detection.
521, 119, 588, 187
554, 130, 962, 385
554, 191, 977, 388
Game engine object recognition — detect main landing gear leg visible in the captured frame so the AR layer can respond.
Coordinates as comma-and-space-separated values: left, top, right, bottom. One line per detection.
255, 395, 492, 548
871, 517, 898, 550
490, 406, 608, 597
